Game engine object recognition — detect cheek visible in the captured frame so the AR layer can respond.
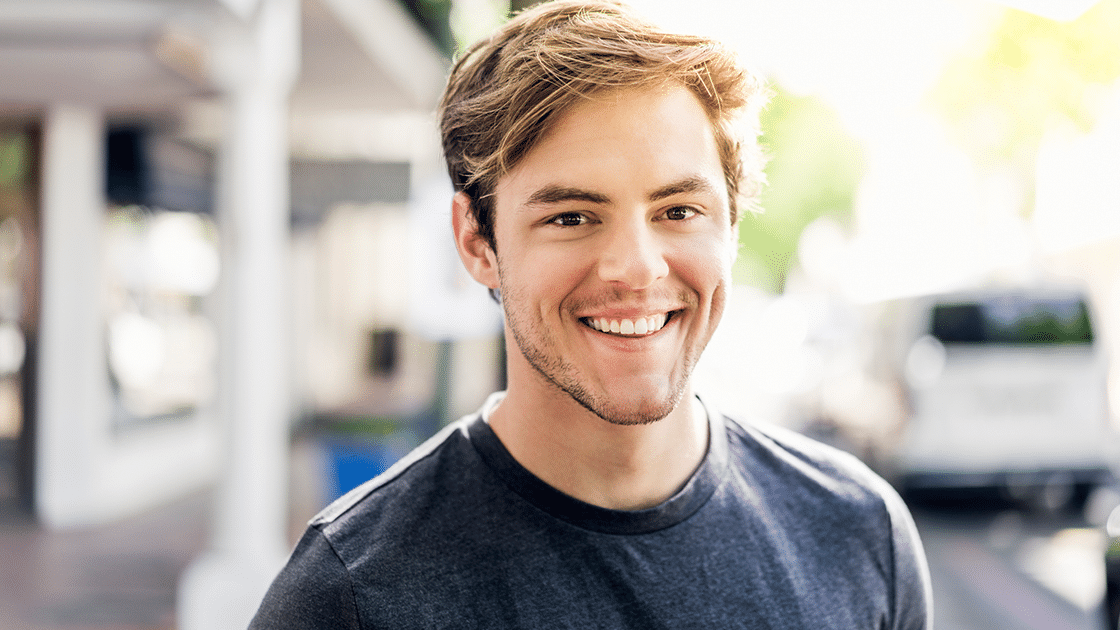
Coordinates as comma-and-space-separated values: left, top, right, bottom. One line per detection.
498, 244, 588, 308
675, 234, 735, 292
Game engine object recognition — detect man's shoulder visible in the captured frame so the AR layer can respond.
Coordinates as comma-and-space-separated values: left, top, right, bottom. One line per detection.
717, 412, 932, 627
720, 412, 901, 513
309, 417, 482, 537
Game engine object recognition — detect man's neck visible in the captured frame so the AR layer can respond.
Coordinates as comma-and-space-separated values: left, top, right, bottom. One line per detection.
486, 383, 709, 511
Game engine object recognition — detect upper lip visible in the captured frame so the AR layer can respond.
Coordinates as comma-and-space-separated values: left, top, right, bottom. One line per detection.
575, 305, 682, 319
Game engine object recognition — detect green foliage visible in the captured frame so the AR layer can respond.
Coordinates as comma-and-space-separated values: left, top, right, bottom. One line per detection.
400, 0, 456, 57
0, 133, 29, 188
931, 0, 1120, 176
509, 0, 538, 12
319, 415, 402, 437
0, 132, 31, 223
734, 87, 864, 292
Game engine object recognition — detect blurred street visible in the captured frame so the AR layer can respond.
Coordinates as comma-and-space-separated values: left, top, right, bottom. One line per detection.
913, 497, 1109, 630
0, 439, 325, 630
0, 491, 206, 630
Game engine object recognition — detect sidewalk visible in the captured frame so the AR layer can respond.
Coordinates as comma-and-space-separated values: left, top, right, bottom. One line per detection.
0, 492, 207, 630
0, 440, 327, 630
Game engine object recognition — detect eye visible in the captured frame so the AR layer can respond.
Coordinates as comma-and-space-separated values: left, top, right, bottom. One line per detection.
663, 206, 697, 221
549, 212, 589, 227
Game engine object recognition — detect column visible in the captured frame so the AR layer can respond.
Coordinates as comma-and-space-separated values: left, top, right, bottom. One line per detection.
178, 0, 300, 627
35, 104, 109, 529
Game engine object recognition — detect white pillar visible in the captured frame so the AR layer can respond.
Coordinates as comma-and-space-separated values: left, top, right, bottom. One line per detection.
36, 104, 110, 529
178, 0, 300, 628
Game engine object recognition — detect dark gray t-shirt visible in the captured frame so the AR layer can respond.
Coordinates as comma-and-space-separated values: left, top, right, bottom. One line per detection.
250, 395, 932, 629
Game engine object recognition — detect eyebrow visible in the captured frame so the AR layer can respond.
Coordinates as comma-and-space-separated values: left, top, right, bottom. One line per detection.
524, 185, 611, 207
523, 175, 719, 209
647, 175, 720, 202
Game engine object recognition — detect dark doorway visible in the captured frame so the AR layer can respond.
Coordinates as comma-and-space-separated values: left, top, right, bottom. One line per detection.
0, 123, 41, 514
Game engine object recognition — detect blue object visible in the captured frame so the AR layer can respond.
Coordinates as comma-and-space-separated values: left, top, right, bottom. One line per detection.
324, 439, 396, 500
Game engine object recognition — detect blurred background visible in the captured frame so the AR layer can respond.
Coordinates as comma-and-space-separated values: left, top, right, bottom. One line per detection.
1, 0, 1119, 628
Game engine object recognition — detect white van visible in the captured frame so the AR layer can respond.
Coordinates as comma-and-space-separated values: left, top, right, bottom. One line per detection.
882, 286, 1114, 503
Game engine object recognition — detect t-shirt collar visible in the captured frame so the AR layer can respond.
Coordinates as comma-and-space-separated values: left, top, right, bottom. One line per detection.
468, 391, 729, 535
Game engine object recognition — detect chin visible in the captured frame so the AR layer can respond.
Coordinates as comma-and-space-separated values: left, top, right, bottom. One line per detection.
574, 385, 686, 427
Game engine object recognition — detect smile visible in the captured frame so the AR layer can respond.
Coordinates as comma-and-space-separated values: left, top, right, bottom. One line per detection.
582, 312, 672, 336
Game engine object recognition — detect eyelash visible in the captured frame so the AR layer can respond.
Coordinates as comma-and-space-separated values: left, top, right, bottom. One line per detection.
547, 206, 699, 227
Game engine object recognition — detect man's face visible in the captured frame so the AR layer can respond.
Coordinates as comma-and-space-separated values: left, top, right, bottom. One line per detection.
487, 84, 736, 425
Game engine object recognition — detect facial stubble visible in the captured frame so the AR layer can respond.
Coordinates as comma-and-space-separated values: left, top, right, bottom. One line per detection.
497, 261, 711, 427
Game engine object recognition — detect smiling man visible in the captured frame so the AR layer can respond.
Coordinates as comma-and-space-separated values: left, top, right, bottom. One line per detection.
463, 82, 735, 511
250, 2, 932, 628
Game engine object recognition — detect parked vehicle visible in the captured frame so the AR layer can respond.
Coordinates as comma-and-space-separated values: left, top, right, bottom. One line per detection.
878, 285, 1114, 507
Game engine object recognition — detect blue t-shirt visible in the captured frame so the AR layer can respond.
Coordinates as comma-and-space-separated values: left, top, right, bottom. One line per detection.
251, 394, 932, 629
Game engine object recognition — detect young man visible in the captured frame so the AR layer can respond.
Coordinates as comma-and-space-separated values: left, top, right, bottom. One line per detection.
250, 1, 933, 627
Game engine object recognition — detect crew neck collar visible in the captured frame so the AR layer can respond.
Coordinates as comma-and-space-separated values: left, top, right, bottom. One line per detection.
467, 392, 729, 535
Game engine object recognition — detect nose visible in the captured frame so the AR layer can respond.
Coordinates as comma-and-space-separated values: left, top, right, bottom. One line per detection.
596, 219, 669, 290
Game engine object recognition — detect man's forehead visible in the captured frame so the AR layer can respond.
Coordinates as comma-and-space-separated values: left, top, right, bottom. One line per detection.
488, 83, 729, 215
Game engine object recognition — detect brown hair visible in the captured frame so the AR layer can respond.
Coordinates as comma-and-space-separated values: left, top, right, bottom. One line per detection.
439, 0, 769, 250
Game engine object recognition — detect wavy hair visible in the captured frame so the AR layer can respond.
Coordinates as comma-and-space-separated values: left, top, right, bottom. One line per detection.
439, 0, 769, 249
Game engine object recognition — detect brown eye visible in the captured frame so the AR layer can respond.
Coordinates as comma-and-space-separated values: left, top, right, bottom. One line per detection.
664, 206, 696, 220
551, 213, 587, 226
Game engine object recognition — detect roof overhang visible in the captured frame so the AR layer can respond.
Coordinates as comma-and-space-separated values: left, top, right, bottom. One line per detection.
0, 0, 447, 114
0, 0, 212, 110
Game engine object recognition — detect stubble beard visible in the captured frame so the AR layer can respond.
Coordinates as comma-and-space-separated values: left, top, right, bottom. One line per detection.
500, 286, 700, 427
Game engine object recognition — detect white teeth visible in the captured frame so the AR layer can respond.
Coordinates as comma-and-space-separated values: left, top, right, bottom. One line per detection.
586, 313, 669, 336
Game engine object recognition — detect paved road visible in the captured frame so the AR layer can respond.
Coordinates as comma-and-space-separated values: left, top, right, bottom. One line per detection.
911, 497, 1109, 630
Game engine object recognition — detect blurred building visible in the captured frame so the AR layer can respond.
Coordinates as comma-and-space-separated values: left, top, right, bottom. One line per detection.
1, 0, 502, 547
2, 0, 508, 626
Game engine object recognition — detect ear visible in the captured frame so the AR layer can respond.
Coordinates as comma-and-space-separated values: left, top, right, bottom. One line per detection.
451, 191, 500, 290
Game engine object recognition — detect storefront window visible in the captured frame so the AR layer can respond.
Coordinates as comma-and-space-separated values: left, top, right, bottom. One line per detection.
103, 206, 219, 428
